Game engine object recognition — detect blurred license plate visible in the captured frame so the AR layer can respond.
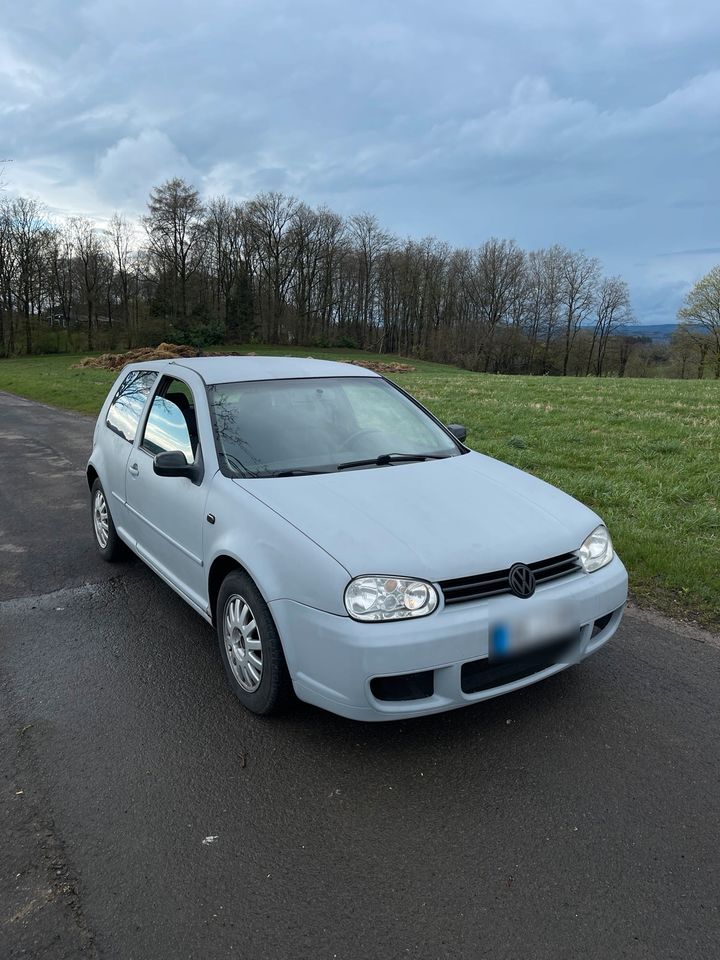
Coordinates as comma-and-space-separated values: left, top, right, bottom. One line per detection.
489, 608, 577, 662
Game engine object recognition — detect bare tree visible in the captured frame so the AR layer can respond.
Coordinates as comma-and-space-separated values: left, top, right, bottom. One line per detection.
0, 199, 14, 354
9, 197, 50, 354
586, 276, 632, 376
107, 213, 133, 347
679, 266, 720, 378
534, 246, 565, 374
559, 250, 600, 376
243, 193, 300, 343
475, 239, 525, 371
348, 213, 392, 348
204, 197, 256, 339
48, 225, 75, 329
72, 217, 103, 350
144, 178, 205, 326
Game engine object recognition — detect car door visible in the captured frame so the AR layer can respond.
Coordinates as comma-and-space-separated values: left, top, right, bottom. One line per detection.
101, 369, 158, 539
124, 375, 209, 614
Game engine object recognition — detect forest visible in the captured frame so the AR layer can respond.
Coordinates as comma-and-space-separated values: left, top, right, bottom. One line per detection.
0, 178, 717, 378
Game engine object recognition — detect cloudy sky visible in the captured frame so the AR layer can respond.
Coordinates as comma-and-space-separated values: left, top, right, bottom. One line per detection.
2, 0, 719, 325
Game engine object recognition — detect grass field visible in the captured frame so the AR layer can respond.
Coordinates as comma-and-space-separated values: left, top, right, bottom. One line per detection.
1, 348, 718, 628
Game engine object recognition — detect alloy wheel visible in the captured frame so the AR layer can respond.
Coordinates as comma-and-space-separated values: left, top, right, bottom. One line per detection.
223, 594, 263, 692
93, 490, 109, 548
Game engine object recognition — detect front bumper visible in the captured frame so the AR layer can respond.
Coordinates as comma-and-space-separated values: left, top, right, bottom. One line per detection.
269, 555, 628, 721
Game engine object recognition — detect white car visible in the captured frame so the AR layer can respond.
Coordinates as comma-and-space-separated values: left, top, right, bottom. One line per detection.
87, 356, 628, 720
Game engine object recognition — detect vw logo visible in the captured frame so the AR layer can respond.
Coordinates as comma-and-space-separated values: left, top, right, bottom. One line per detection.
508, 563, 536, 599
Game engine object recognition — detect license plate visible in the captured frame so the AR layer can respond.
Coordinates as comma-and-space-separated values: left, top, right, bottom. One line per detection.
489, 608, 577, 662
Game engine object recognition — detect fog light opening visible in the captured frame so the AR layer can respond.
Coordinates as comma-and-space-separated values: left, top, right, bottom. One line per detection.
591, 612, 613, 638
370, 670, 434, 702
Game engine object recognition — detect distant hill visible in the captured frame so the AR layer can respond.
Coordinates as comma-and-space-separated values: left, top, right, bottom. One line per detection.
617, 323, 678, 342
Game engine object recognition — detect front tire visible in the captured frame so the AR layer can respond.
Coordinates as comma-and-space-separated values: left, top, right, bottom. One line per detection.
216, 570, 293, 716
90, 478, 126, 562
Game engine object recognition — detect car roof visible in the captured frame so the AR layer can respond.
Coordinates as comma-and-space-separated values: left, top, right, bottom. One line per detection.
123, 355, 380, 385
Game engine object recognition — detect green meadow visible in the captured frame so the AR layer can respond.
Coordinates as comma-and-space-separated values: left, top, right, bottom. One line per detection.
1, 348, 718, 628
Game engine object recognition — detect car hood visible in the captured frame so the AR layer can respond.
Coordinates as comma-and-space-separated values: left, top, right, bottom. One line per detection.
234, 452, 602, 581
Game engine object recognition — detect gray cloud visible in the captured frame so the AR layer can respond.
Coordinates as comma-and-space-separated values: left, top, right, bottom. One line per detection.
2, 0, 719, 323
96, 129, 197, 206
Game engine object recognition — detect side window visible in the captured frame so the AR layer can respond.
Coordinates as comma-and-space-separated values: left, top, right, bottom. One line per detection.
141, 377, 197, 464
106, 370, 157, 443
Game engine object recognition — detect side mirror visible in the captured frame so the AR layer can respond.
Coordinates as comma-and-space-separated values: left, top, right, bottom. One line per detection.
447, 423, 467, 442
153, 449, 204, 484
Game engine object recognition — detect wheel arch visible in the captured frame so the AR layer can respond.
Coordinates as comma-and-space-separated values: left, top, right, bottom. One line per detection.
87, 464, 99, 491
208, 554, 253, 627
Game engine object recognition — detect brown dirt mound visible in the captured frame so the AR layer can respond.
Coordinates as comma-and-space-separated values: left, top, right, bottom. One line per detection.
73, 345, 414, 374
74, 343, 201, 371
72, 343, 253, 372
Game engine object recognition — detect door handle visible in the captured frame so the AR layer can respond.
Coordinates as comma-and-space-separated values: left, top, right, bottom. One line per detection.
128, 462, 140, 477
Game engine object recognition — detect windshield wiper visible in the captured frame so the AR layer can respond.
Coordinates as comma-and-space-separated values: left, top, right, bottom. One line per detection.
269, 468, 333, 477
336, 453, 449, 471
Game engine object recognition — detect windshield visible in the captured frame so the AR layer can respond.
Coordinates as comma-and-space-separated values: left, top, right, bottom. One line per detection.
207, 376, 461, 477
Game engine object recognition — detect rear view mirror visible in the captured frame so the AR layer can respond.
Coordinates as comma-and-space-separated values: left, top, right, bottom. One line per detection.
447, 423, 467, 442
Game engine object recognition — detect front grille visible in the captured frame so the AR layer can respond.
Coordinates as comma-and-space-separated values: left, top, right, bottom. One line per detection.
439, 551, 581, 606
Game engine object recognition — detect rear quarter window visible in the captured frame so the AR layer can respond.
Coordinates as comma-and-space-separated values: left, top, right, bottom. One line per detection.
105, 370, 157, 442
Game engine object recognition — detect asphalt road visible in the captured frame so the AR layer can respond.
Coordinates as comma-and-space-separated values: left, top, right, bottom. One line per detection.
1, 389, 719, 960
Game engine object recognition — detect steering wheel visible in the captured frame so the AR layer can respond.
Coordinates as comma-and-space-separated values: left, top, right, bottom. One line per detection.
340, 428, 385, 451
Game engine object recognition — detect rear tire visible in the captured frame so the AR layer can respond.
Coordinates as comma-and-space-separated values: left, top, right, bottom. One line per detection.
90, 478, 126, 562
216, 570, 293, 716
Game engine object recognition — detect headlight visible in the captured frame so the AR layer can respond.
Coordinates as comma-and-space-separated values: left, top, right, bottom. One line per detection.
579, 524, 614, 573
344, 576, 439, 621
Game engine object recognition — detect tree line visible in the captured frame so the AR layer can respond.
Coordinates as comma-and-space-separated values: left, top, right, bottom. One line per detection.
0, 177, 717, 377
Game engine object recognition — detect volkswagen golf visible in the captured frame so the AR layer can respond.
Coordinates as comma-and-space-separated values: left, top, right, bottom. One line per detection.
87, 356, 628, 720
